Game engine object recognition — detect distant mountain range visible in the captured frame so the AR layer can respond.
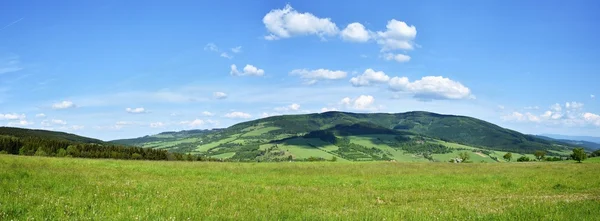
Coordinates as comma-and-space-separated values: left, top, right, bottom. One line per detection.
540, 134, 600, 144
537, 134, 600, 151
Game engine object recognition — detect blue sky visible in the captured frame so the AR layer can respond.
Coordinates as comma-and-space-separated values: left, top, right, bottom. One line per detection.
1, 0, 599, 140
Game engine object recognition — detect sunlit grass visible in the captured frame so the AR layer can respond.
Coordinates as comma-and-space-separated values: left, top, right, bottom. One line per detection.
1, 155, 599, 220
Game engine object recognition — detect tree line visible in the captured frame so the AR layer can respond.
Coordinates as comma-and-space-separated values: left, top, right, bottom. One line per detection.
0, 136, 195, 161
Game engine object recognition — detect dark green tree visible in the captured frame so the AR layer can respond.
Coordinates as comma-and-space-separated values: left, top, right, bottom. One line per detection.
503, 152, 512, 162
571, 148, 587, 163
458, 152, 470, 163
534, 150, 546, 161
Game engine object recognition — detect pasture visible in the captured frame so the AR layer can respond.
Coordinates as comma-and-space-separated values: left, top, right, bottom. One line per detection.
1, 155, 599, 220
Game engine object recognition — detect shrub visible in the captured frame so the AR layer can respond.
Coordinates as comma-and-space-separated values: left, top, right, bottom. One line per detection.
517, 156, 530, 162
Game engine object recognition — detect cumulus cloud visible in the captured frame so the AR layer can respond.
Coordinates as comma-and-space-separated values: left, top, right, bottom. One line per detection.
340, 95, 379, 111
230, 64, 265, 76
7, 120, 33, 127
591, 94, 596, 99
125, 107, 148, 114
52, 101, 75, 109
382, 53, 411, 63
565, 102, 584, 110
321, 107, 338, 112
275, 103, 301, 111
213, 92, 228, 99
340, 22, 371, 42
41, 119, 67, 126
263, 4, 339, 40
220, 52, 233, 59
35, 113, 46, 118
524, 106, 539, 110
150, 122, 165, 128
231, 46, 242, 54
583, 113, 600, 126
290, 69, 347, 84
225, 111, 252, 119
389, 76, 473, 100
502, 112, 540, 123
180, 119, 205, 127
376, 19, 417, 51
350, 69, 390, 87
503, 101, 600, 127
202, 111, 214, 116
0, 113, 26, 120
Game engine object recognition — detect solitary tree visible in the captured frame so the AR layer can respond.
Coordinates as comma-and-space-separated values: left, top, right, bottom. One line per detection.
458, 152, 470, 163
571, 148, 587, 163
534, 150, 546, 161
503, 152, 513, 162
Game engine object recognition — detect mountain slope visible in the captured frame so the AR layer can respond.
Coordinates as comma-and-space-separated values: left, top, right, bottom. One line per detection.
536, 135, 600, 151
116, 111, 578, 162
0, 127, 104, 144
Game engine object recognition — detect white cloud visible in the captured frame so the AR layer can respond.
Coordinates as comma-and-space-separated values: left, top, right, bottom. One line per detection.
350, 69, 390, 87
220, 52, 233, 59
524, 106, 539, 110
565, 102, 584, 110
125, 107, 148, 114
376, 19, 417, 51
502, 112, 540, 123
382, 53, 411, 63
0, 113, 26, 120
497, 105, 505, 110
64, 125, 84, 131
583, 113, 600, 126
7, 120, 33, 127
35, 113, 46, 118
591, 94, 595, 99
202, 111, 214, 116
180, 119, 205, 127
41, 119, 67, 126
320, 107, 338, 112
231, 46, 242, 54
275, 103, 301, 111
225, 111, 252, 119
204, 43, 218, 52
550, 103, 562, 112
340, 95, 378, 111
263, 4, 339, 40
230, 64, 265, 76
290, 69, 347, 84
340, 22, 371, 42
213, 92, 227, 99
149, 122, 165, 128
389, 76, 473, 100
52, 101, 75, 109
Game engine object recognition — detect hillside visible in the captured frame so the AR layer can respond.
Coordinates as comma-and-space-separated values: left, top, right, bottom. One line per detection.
0, 127, 105, 144
115, 111, 578, 162
0, 127, 172, 161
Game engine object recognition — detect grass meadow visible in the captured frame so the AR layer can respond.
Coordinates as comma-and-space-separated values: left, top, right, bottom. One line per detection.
1, 154, 600, 220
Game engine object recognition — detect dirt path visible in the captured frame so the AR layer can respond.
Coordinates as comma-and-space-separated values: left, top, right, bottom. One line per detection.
475, 152, 488, 158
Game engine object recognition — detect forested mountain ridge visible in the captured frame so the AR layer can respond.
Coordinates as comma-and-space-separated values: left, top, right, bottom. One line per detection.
114, 111, 580, 162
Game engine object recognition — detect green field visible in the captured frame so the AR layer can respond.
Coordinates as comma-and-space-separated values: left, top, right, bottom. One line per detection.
2, 155, 599, 220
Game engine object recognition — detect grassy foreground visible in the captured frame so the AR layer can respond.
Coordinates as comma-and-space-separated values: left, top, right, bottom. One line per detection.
1, 155, 600, 220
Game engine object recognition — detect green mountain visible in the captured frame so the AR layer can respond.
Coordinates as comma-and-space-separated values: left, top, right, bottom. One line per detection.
115, 111, 578, 162
535, 135, 600, 151
0, 126, 105, 144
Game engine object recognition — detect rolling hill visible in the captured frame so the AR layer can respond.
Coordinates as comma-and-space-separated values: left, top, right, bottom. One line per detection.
114, 111, 579, 162
0, 126, 105, 144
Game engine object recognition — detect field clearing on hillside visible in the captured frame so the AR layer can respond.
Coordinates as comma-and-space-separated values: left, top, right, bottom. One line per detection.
211, 152, 236, 159
195, 136, 238, 152
242, 126, 280, 137
433, 151, 498, 163
278, 138, 339, 160
1, 155, 599, 220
